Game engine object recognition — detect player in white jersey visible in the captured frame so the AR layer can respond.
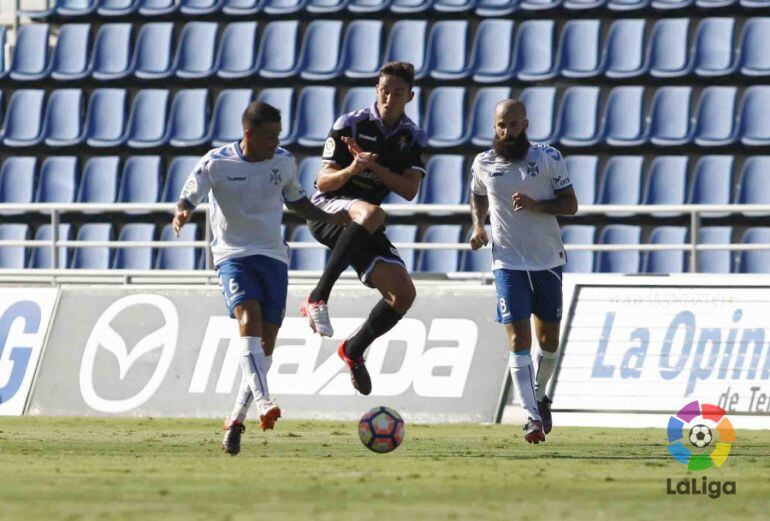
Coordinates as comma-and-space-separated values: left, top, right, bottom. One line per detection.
469, 99, 578, 444
172, 101, 349, 455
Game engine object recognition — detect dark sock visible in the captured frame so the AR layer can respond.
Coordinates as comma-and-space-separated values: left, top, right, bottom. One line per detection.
309, 223, 370, 303
345, 299, 405, 360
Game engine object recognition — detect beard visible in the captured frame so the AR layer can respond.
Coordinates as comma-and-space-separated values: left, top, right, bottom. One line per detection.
492, 132, 530, 162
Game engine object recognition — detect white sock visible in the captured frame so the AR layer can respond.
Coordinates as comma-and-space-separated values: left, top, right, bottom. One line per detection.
230, 352, 274, 423
509, 350, 541, 422
238, 336, 270, 402
534, 349, 559, 401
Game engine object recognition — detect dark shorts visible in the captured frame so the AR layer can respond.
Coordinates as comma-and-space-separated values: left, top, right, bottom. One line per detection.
493, 266, 563, 324
216, 254, 288, 325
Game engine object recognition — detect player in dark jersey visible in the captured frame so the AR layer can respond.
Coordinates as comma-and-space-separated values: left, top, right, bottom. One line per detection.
300, 61, 428, 395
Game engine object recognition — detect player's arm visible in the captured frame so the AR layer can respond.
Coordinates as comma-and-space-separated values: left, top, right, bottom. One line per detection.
470, 193, 490, 250
367, 165, 423, 201
285, 197, 350, 226
315, 160, 366, 193
513, 186, 578, 216
172, 157, 212, 236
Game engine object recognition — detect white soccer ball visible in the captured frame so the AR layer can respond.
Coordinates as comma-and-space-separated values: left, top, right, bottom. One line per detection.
689, 424, 713, 448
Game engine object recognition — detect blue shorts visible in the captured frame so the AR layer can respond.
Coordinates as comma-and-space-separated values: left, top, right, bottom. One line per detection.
494, 266, 563, 324
216, 254, 288, 325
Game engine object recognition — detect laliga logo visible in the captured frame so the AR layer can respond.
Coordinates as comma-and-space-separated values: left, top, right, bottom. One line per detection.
79, 295, 178, 413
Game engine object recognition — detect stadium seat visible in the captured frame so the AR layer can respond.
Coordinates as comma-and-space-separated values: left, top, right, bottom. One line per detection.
57, 0, 99, 15
469, 87, 512, 147
0, 225, 29, 269
385, 225, 418, 272
693, 87, 738, 147
36, 157, 78, 203
70, 224, 113, 269
739, 18, 770, 77
257, 21, 300, 79
167, 89, 210, 148
78, 157, 120, 204
741, 0, 770, 7
308, 0, 348, 12
264, 0, 307, 13
470, 19, 514, 84
0, 27, 6, 79
461, 226, 492, 273
222, 0, 264, 14
738, 228, 770, 274
697, 226, 733, 273
603, 86, 646, 147
419, 155, 466, 207
689, 155, 733, 217
512, 20, 557, 82
91, 23, 133, 81
433, 0, 475, 11
564, 0, 606, 8
643, 156, 688, 217
603, 19, 648, 79
382, 189, 418, 214
113, 224, 155, 270
341, 87, 375, 115
51, 24, 91, 81
598, 156, 644, 216
693, 18, 737, 78
561, 225, 596, 273
181, 0, 224, 13
84, 89, 128, 148
557, 20, 602, 79
608, 0, 650, 9
125, 90, 170, 149
557, 86, 602, 147
298, 157, 322, 197
417, 225, 462, 273
427, 20, 470, 80
738, 86, 770, 146
295, 87, 336, 148
139, 0, 182, 16
210, 89, 254, 147
175, 22, 218, 80
645, 226, 688, 274
648, 87, 693, 146
565, 155, 598, 206
648, 18, 692, 79
390, 0, 432, 12
2, 89, 45, 148
298, 20, 344, 81
651, 0, 692, 9
384, 20, 428, 80
216, 22, 259, 79
98, 0, 141, 16
519, 0, 562, 9
157, 223, 199, 270
118, 156, 161, 205
0, 157, 36, 210
520, 87, 557, 144
735, 156, 770, 216
18, 2, 55, 18
42, 89, 84, 147
342, 20, 383, 79
290, 225, 326, 270
695, 0, 736, 6
133, 23, 175, 80
256, 88, 295, 146
162, 156, 199, 203
10, 24, 50, 81
596, 225, 641, 274
347, 0, 389, 12
475, 0, 516, 15
424, 87, 467, 148
28, 224, 72, 269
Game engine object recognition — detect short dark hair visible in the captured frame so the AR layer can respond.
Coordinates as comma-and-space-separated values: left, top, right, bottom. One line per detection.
242, 101, 281, 131
378, 61, 415, 89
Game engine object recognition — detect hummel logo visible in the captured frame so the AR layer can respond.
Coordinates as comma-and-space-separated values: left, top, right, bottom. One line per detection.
489, 170, 505, 177
358, 134, 377, 142
227, 176, 246, 181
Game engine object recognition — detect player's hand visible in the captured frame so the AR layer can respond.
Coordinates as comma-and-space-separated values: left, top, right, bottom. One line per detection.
172, 206, 192, 237
513, 192, 542, 213
329, 210, 352, 227
469, 226, 489, 251
341, 136, 364, 155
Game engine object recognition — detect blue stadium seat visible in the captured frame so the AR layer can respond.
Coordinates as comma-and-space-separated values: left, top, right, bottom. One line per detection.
0, 225, 29, 269
181, 0, 224, 13
461, 226, 492, 273
563, 0, 606, 8
475, 0, 516, 15
222, 0, 264, 14
0, 27, 6, 79
290, 225, 326, 270
210, 89, 254, 147
2, 89, 45, 148
126, 90, 170, 149
603, 86, 646, 147
649, 18, 692, 78
596, 225, 641, 274
385, 225, 418, 272
433, 0, 475, 11
347, 0, 389, 12
645, 226, 688, 274
652, 0, 692, 8
741, 0, 770, 7
57, 0, 99, 15
693, 87, 738, 147
738, 228, 770, 274
735, 156, 770, 216
519, 0, 562, 9
693, 18, 737, 78
263, 0, 307, 14
18, 2, 55, 17
308, 0, 347, 12
417, 225, 462, 273
419, 155, 465, 206
513, 20, 556, 81
78, 157, 120, 204
216, 22, 259, 79
43, 89, 84, 147
689, 155, 733, 217
643, 156, 688, 217
557, 86, 602, 147
139, 0, 181, 15
71, 224, 113, 269
598, 156, 644, 216
608, 0, 649, 9
648, 87, 693, 146
697, 226, 732, 273
739, 18, 770, 78
295, 87, 336, 148
342, 20, 383, 79
118, 156, 161, 204
298, 157, 322, 197
175, 22, 218, 80
157, 224, 199, 270
738, 86, 770, 146
565, 155, 598, 206
603, 19, 647, 79
0, 157, 36, 209
384, 20, 428, 80
298, 20, 344, 81
561, 225, 596, 273
10, 24, 50, 81
84, 89, 127, 148
168, 89, 210, 148
470, 19, 514, 84
424, 87, 467, 148
696, 0, 736, 6
557, 20, 602, 79
98, 0, 141, 16
51, 24, 91, 81
162, 156, 199, 203
113, 224, 155, 270
520, 87, 557, 144
427, 20, 470, 80
257, 21, 300, 79
341, 87, 375, 115
469, 87, 512, 147
390, 0, 432, 12
91, 23, 133, 81
256, 88, 295, 146
36, 157, 78, 203
28, 224, 72, 269
133, 23, 175, 80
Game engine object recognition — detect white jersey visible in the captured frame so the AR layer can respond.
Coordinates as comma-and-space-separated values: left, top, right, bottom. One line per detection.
180, 142, 305, 266
470, 143, 572, 271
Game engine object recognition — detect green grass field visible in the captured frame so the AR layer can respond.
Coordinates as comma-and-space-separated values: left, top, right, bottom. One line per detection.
0, 417, 768, 521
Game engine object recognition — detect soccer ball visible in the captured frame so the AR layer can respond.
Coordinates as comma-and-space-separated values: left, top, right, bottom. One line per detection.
358, 406, 405, 453
689, 424, 713, 448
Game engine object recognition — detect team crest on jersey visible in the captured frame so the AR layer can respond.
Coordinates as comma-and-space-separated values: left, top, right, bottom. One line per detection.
527, 162, 539, 177
323, 137, 335, 157
270, 169, 281, 185
398, 135, 408, 152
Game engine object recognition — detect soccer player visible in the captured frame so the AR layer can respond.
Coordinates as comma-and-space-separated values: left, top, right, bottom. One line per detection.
469, 99, 578, 444
172, 101, 349, 455
300, 61, 427, 395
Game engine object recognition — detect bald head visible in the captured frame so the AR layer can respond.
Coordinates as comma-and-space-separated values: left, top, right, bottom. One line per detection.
494, 99, 527, 120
